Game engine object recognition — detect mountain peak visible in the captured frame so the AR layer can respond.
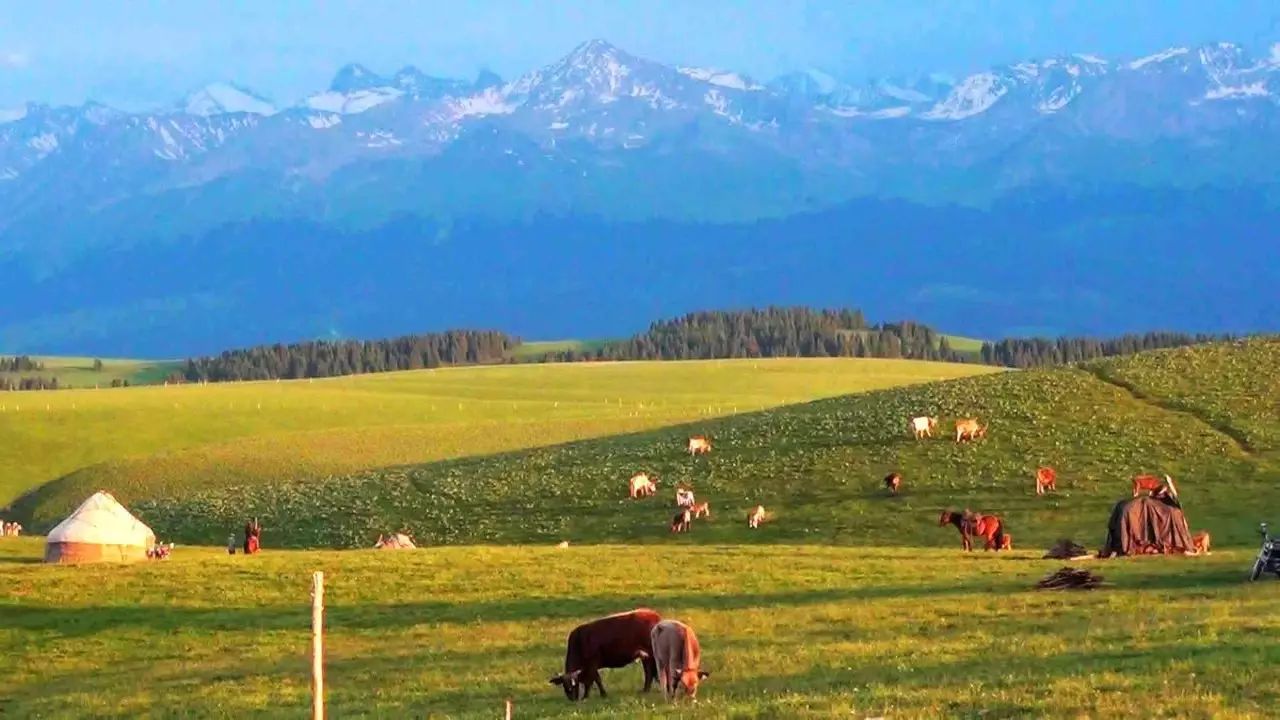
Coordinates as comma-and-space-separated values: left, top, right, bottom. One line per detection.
330, 63, 389, 92
182, 82, 276, 117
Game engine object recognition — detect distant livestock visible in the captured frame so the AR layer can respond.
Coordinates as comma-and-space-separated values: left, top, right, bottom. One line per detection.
675, 487, 695, 508
939, 509, 1007, 551
549, 608, 662, 701
747, 505, 767, 529
373, 533, 416, 549
687, 436, 712, 455
629, 473, 657, 499
1, 521, 21, 537
690, 501, 711, 519
1035, 467, 1057, 495
954, 418, 987, 443
884, 473, 902, 495
650, 619, 710, 701
910, 416, 939, 440
670, 509, 692, 534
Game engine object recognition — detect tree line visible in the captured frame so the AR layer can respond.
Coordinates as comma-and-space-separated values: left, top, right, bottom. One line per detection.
978, 332, 1232, 369
0, 356, 44, 372
0, 377, 60, 391
181, 330, 517, 382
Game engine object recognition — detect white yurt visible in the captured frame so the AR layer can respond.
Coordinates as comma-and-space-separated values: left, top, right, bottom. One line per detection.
44, 491, 156, 564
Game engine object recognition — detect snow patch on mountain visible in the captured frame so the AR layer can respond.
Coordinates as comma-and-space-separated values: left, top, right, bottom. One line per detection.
27, 132, 58, 155
443, 88, 515, 120
1074, 53, 1108, 65
0, 105, 27, 124
1205, 81, 1270, 100
305, 87, 403, 115
1129, 47, 1189, 70
307, 114, 342, 129
878, 82, 931, 103
678, 67, 762, 90
922, 73, 1007, 120
183, 83, 276, 117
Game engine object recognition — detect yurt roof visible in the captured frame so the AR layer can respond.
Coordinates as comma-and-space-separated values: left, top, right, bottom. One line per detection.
46, 491, 155, 546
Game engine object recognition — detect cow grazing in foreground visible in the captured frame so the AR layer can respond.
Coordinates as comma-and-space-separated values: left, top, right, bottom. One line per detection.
675, 487, 695, 508
954, 419, 987, 443
629, 472, 657, 499
1193, 530, 1211, 554
650, 620, 710, 701
1035, 467, 1057, 495
1133, 474, 1177, 499
884, 473, 902, 495
747, 505, 767, 529
670, 509, 692, 533
690, 501, 711, 519
687, 436, 712, 455
549, 608, 662, 701
910, 416, 939, 440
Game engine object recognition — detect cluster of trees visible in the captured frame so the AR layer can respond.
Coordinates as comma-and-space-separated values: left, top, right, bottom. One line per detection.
181, 330, 518, 382
538, 308, 970, 363
978, 332, 1232, 368
0, 356, 43, 372
0, 376, 59, 391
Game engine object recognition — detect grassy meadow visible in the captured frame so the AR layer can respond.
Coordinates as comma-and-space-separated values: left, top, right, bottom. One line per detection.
2, 357, 995, 520
0, 356, 179, 388
2, 538, 1278, 719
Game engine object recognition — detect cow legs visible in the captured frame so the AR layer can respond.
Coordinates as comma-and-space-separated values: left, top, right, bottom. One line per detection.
641, 655, 657, 692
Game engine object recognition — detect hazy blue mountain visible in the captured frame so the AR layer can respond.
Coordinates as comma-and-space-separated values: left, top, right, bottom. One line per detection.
1, 39, 1278, 353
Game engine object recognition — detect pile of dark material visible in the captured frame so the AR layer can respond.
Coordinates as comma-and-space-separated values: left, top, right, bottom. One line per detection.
1043, 539, 1091, 560
1036, 566, 1105, 590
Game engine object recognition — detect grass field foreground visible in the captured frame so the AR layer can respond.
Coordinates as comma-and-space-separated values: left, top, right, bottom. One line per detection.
1, 539, 1277, 719
3, 358, 996, 514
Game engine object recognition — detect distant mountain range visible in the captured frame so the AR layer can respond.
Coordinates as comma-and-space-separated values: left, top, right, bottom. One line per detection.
1, 39, 1278, 355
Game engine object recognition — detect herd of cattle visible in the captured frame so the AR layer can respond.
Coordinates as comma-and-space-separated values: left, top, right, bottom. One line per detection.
550, 413, 1208, 704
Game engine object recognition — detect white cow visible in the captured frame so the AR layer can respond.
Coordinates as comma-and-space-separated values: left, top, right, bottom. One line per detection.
675, 488, 696, 508
910, 416, 939, 440
629, 472, 658, 499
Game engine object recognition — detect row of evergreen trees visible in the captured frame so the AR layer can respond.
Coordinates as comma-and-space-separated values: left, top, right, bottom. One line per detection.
0, 377, 59, 391
0, 356, 43, 372
978, 332, 1231, 368
539, 308, 970, 363
181, 330, 517, 382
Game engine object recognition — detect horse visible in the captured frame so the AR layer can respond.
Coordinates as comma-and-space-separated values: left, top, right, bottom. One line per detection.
883, 473, 902, 495
938, 509, 1007, 551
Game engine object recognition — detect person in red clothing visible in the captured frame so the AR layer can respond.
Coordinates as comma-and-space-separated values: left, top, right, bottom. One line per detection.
243, 518, 261, 554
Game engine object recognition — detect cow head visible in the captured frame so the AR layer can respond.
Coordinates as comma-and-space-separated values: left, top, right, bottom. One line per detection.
549, 669, 583, 700
675, 668, 711, 698
929, 417, 939, 429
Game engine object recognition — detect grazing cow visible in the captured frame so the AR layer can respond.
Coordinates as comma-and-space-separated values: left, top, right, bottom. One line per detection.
629, 472, 657, 499
675, 487, 695, 508
687, 436, 712, 455
556, 540, 570, 549
670, 509, 692, 533
910, 416, 939, 440
650, 620, 710, 701
374, 533, 416, 549
939, 509, 1007, 551
747, 505, 767, 529
884, 473, 902, 495
1035, 467, 1057, 495
1000, 534, 1013, 550
549, 608, 662, 701
1193, 530, 1211, 554
690, 501, 711, 519
955, 419, 987, 443
1132, 473, 1177, 499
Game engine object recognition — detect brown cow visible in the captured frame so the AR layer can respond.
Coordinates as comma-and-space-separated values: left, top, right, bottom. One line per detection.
549, 609, 662, 701
690, 501, 711, 519
955, 419, 987, 443
1133, 473, 1177, 499
1035, 467, 1057, 495
884, 473, 902, 495
747, 505, 766, 529
670, 509, 692, 533
687, 436, 712, 455
628, 472, 657, 499
650, 619, 710, 700
1193, 530, 1211, 554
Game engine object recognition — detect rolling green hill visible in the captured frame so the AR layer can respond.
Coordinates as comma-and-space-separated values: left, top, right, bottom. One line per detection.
0, 356, 179, 388
4, 357, 992, 517
27, 339, 1273, 550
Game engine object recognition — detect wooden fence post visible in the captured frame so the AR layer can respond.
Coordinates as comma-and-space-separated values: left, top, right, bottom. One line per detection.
312, 571, 325, 720
505, 698, 512, 719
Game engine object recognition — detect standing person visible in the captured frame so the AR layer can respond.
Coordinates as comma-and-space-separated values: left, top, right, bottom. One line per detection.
227, 533, 237, 555
244, 518, 261, 554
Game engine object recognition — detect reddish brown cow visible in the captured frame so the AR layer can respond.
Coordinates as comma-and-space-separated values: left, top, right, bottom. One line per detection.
1035, 467, 1057, 495
1133, 473, 1177, 499
549, 608, 662, 701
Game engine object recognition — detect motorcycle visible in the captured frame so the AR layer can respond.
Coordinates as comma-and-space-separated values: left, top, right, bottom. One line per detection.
1250, 522, 1280, 581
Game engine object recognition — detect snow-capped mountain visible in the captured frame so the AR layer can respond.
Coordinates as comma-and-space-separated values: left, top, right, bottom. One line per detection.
182, 83, 276, 117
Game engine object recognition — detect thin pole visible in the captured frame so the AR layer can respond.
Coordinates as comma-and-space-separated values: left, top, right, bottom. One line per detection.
312, 571, 325, 720
505, 698, 512, 720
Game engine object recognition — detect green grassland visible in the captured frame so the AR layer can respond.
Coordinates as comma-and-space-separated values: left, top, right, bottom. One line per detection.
0, 356, 179, 388
510, 339, 615, 359
72, 339, 1275, 550
3, 358, 994, 518
2, 539, 1277, 719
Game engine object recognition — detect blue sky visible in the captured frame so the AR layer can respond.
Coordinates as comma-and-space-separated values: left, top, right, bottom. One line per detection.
2, 0, 1279, 109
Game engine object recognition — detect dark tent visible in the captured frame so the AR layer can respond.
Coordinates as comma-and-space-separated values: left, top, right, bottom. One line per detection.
1100, 495, 1194, 557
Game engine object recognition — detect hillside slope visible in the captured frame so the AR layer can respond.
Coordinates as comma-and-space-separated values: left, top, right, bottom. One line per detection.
64, 340, 1275, 549
5, 358, 990, 518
